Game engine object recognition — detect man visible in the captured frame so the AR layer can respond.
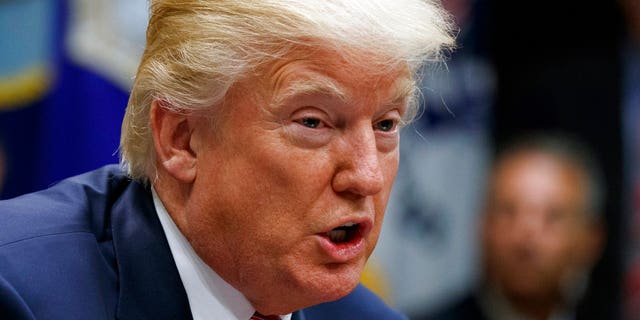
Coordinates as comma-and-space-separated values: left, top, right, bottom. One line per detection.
424, 134, 605, 320
0, 1, 454, 319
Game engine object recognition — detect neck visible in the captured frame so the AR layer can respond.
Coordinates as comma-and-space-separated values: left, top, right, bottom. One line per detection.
482, 283, 567, 320
507, 294, 560, 320
152, 171, 193, 227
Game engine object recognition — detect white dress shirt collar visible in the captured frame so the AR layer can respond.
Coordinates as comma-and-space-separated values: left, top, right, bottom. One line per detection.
152, 188, 292, 320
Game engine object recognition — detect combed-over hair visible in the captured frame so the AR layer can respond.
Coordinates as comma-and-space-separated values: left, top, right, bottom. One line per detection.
120, 0, 456, 182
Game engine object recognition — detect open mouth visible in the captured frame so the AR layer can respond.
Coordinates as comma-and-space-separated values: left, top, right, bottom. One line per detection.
317, 220, 371, 261
326, 222, 360, 244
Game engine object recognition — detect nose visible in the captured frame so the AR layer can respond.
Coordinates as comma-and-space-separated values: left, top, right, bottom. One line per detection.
331, 128, 385, 197
511, 209, 544, 244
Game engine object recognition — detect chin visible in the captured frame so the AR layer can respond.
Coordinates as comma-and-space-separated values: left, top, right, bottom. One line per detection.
262, 276, 359, 315
300, 260, 364, 301
318, 261, 365, 300
504, 280, 552, 299
255, 245, 367, 312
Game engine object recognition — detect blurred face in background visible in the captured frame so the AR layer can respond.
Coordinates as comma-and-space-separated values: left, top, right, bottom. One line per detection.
482, 150, 602, 305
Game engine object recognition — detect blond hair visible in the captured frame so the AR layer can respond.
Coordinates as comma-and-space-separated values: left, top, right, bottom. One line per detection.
120, 0, 455, 181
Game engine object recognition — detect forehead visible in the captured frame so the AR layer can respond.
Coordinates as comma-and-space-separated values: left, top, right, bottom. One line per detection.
495, 151, 578, 180
491, 151, 588, 205
257, 47, 413, 106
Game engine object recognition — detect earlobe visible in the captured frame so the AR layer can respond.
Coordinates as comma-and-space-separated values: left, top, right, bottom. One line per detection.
150, 100, 197, 183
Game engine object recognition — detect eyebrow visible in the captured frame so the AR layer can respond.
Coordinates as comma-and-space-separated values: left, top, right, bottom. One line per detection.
271, 76, 347, 107
388, 77, 416, 106
271, 74, 415, 108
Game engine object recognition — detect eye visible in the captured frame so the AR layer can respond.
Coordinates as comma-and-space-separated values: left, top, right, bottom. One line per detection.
299, 117, 323, 128
375, 119, 397, 132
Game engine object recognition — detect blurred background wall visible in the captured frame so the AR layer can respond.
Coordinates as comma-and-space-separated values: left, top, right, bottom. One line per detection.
0, 0, 635, 319
0, 0, 145, 198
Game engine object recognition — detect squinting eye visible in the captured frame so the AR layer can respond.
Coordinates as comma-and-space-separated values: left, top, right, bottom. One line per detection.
300, 117, 322, 128
375, 119, 397, 132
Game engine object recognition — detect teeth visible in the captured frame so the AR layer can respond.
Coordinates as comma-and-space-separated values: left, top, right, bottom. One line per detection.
326, 222, 359, 243
327, 229, 347, 243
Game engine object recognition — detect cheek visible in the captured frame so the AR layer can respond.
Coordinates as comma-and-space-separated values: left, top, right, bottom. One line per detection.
545, 234, 582, 264
215, 148, 332, 236
379, 152, 399, 202
368, 153, 399, 245
385, 149, 400, 175
483, 222, 505, 246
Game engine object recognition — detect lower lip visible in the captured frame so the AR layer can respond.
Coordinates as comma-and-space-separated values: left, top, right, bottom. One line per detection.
316, 233, 366, 263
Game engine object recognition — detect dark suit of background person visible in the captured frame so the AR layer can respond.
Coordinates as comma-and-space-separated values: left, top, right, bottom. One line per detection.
422, 295, 487, 320
0, 166, 404, 320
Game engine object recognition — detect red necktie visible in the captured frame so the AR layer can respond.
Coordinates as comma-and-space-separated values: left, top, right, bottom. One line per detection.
250, 312, 281, 320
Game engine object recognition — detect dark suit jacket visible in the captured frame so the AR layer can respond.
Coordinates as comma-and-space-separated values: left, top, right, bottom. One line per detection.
412, 294, 487, 320
0, 165, 406, 320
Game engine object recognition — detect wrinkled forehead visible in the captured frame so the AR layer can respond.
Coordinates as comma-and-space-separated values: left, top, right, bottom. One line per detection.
255, 46, 415, 106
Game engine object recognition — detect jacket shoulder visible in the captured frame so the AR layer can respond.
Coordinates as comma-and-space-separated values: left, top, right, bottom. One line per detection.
0, 165, 134, 247
302, 284, 407, 319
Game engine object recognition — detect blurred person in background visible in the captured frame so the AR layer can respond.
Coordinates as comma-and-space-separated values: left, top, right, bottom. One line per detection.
487, 0, 623, 317
421, 134, 605, 320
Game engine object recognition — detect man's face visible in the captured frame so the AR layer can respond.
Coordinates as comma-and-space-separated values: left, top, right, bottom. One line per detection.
181, 49, 408, 313
482, 151, 596, 303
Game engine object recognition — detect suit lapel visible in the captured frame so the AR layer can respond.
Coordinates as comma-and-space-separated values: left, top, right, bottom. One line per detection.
292, 310, 306, 320
111, 181, 193, 319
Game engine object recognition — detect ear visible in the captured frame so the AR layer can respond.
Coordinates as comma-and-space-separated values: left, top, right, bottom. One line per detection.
150, 100, 197, 183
